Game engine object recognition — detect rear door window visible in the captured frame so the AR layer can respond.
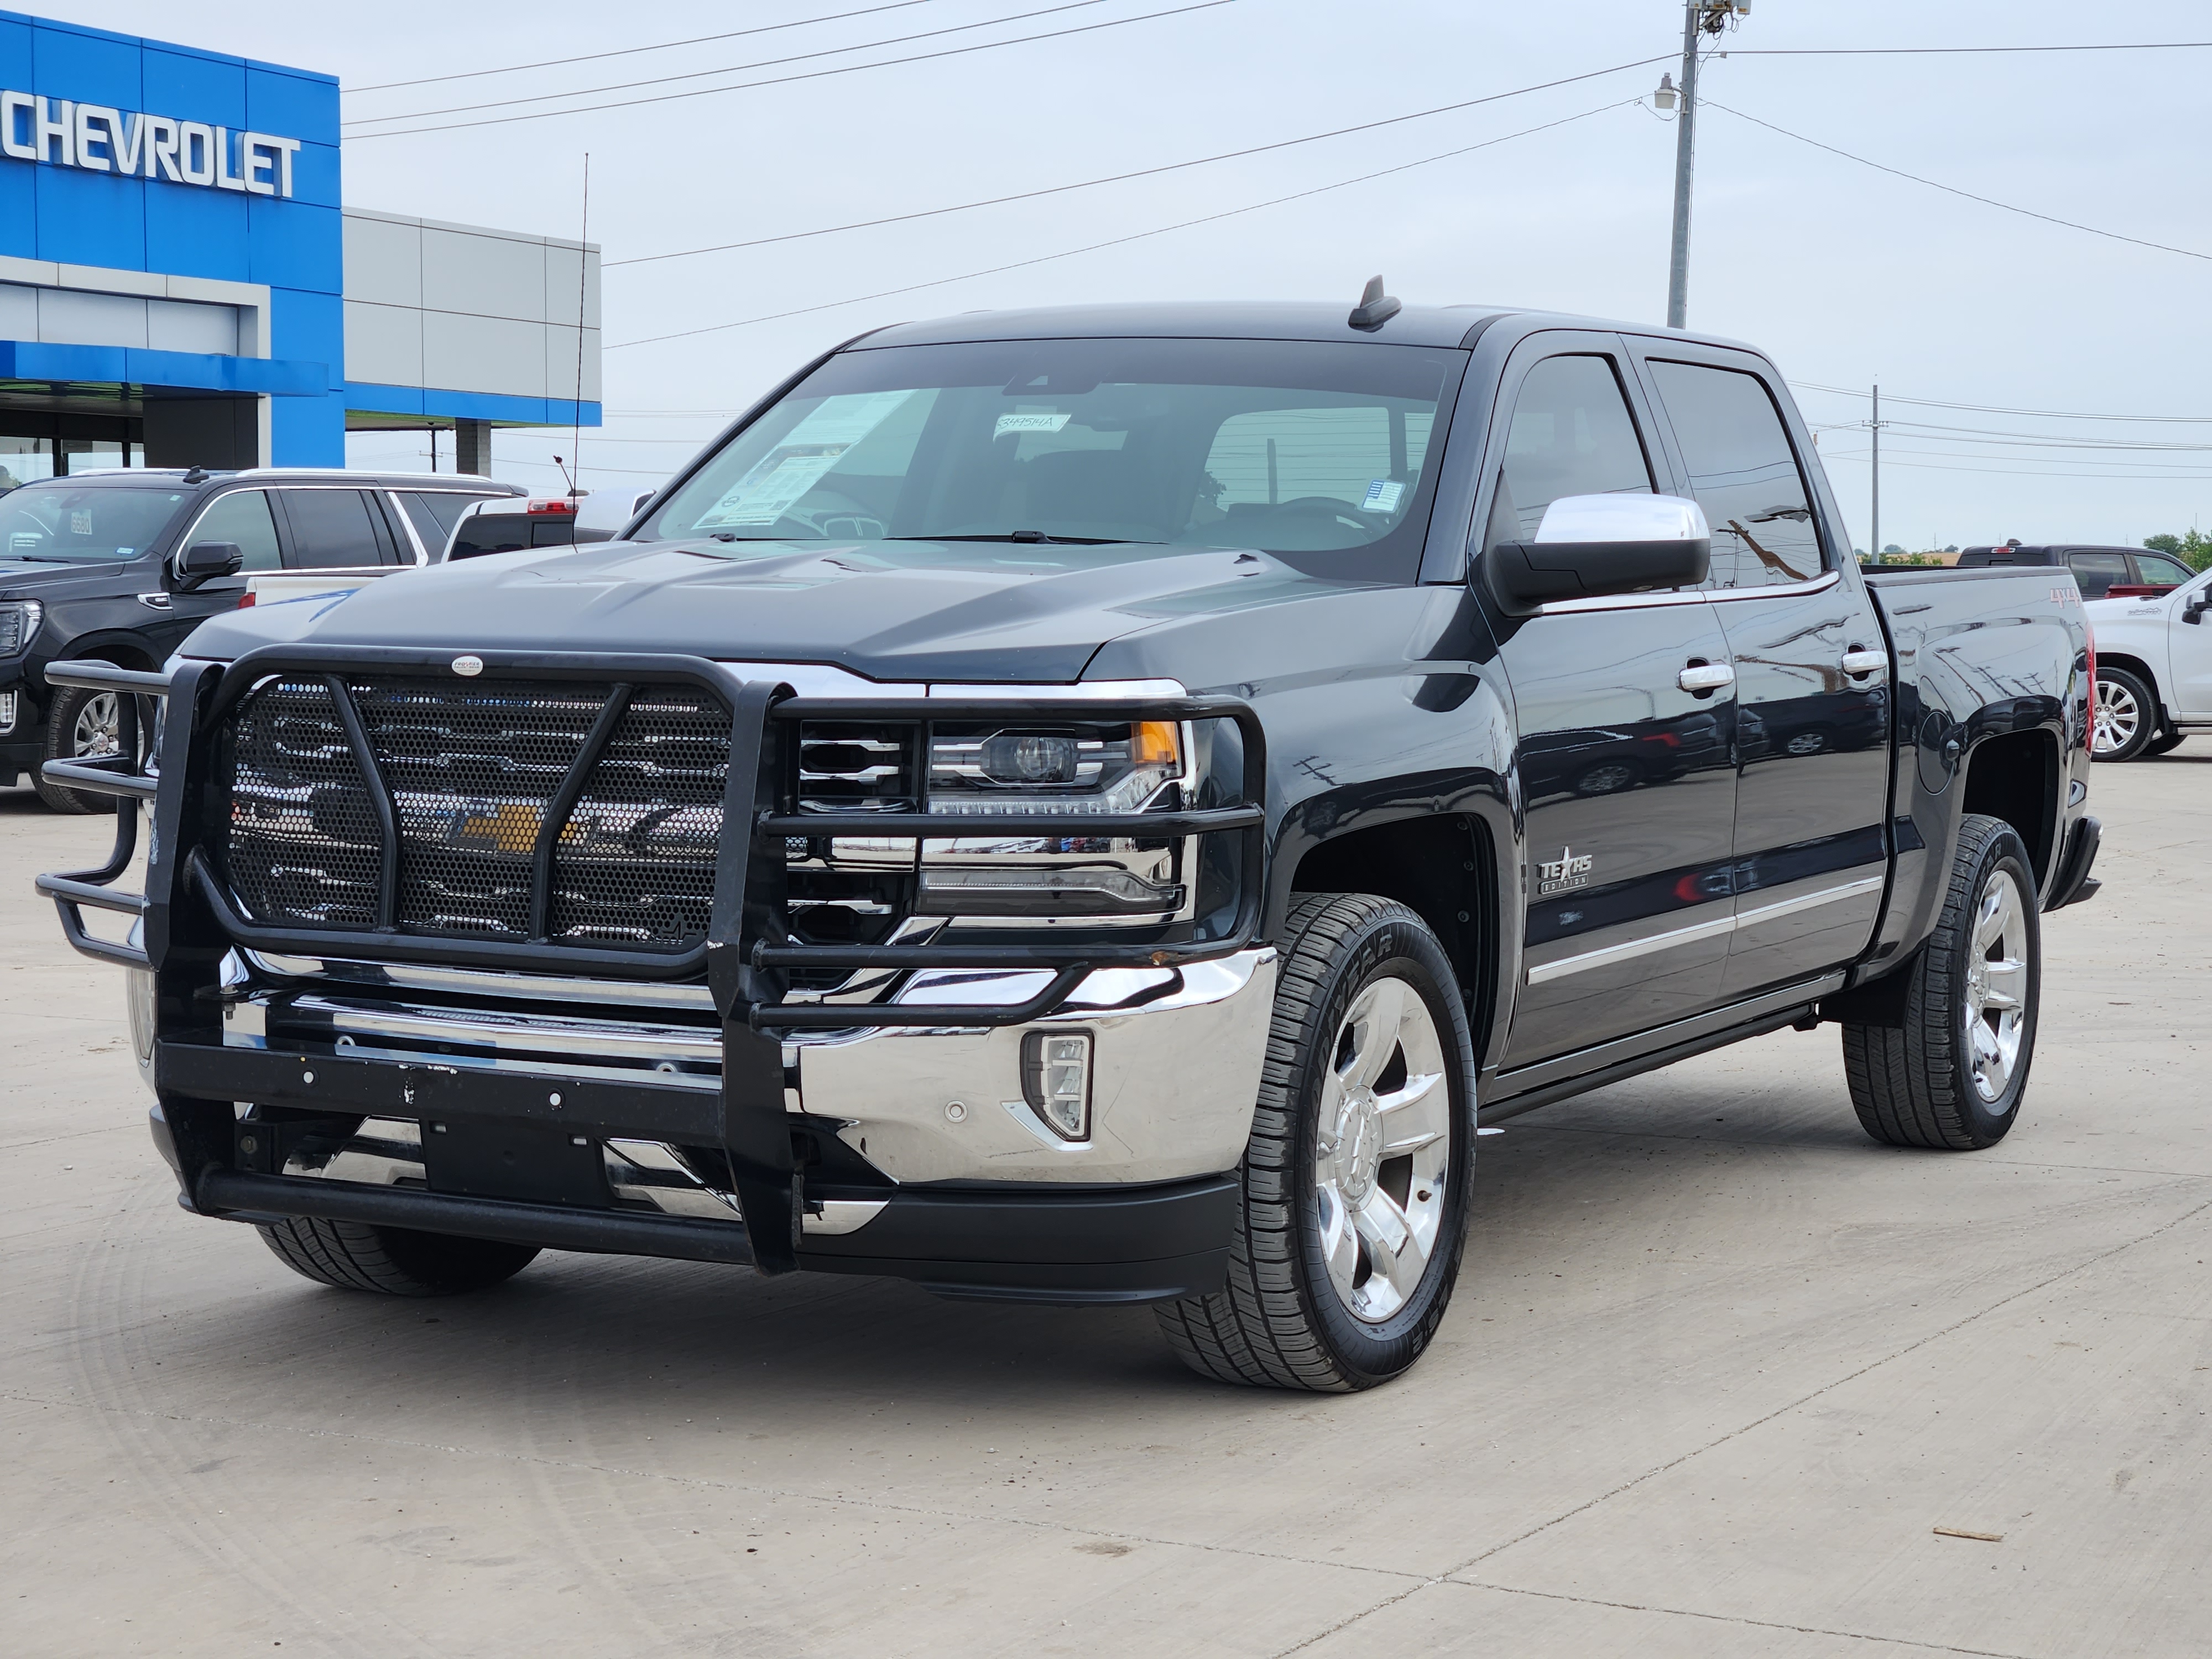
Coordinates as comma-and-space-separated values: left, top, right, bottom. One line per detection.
1646, 360, 1823, 588
182, 488, 281, 572
276, 489, 394, 569
2067, 551, 2128, 598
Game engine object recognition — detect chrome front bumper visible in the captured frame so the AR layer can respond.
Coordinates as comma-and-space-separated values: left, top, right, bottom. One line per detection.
162, 946, 1279, 1193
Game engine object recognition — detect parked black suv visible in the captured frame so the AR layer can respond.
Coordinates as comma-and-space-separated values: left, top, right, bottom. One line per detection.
1958, 541, 2196, 598
0, 469, 519, 809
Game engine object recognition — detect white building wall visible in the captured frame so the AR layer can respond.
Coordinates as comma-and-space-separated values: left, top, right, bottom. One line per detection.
343, 209, 601, 404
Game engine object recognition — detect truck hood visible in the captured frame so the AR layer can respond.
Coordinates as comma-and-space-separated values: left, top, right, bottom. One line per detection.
180, 536, 1310, 683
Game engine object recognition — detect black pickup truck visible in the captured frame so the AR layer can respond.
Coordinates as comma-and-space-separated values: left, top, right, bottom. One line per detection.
39, 295, 2100, 1392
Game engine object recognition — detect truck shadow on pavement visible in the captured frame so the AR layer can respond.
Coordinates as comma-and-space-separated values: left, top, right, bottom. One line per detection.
102, 1063, 1887, 1417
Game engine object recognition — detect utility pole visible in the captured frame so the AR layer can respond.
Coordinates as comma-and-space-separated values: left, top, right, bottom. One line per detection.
1659, 2, 1750, 330
1870, 383, 1884, 563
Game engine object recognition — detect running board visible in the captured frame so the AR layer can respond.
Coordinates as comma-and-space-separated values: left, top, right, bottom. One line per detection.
1479, 973, 1845, 1124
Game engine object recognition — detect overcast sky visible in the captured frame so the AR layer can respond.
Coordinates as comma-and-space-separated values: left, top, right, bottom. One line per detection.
47, 0, 2212, 550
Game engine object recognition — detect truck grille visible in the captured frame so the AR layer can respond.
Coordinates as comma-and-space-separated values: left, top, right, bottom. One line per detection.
218, 674, 731, 948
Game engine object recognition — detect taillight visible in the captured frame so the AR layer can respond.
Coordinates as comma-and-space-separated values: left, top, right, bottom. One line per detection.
237, 591, 255, 608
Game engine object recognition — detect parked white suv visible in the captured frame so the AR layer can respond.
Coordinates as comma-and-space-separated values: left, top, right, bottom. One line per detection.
2086, 564, 2212, 758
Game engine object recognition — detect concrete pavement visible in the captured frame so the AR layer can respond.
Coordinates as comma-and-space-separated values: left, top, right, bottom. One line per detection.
3, 752, 2207, 1658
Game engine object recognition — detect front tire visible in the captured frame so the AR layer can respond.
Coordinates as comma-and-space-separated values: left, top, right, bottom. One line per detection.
1156, 894, 1475, 1391
33, 684, 126, 813
258, 1217, 540, 1296
2091, 666, 2156, 761
1843, 814, 2039, 1150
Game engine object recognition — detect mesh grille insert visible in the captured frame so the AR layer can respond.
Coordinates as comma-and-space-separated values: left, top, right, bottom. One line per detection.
217, 674, 733, 951
221, 677, 384, 927
549, 687, 730, 945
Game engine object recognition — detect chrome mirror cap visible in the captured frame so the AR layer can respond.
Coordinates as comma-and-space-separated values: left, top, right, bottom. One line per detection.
1535, 493, 1709, 545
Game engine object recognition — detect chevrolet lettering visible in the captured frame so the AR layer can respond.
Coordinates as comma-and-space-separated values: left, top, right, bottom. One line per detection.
39, 290, 2100, 1391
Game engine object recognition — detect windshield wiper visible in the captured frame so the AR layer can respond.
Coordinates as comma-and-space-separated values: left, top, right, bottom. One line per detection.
2, 553, 69, 562
889, 530, 1152, 546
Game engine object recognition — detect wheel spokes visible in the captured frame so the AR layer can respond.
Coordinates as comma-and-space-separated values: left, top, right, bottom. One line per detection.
1376, 1068, 1449, 1157
1981, 957, 2026, 1011
1353, 1191, 1426, 1307
1339, 977, 1408, 1090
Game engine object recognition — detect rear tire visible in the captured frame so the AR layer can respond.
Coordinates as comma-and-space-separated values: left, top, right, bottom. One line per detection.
1156, 894, 1474, 1391
258, 1217, 539, 1296
2091, 666, 2156, 761
1843, 813, 2039, 1150
33, 684, 126, 813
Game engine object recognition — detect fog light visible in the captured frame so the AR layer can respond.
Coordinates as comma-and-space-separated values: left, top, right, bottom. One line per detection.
0, 689, 15, 733
1021, 1029, 1092, 1141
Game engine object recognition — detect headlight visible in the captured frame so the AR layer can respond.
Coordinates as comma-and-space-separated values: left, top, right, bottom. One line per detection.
923, 719, 1188, 920
0, 598, 41, 655
927, 719, 1183, 816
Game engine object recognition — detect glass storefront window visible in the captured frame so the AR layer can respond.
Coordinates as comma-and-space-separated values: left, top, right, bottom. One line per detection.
61, 439, 139, 474
0, 437, 55, 493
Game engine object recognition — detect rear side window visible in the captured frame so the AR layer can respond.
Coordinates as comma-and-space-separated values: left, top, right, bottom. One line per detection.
185, 489, 281, 572
1489, 354, 1653, 542
398, 490, 504, 552
2067, 551, 2128, 598
277, 489, 394, 568
1647, 361, 1823, 589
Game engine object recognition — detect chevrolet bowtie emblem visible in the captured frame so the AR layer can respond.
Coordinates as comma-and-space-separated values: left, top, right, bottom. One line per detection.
458, 802, 545, 855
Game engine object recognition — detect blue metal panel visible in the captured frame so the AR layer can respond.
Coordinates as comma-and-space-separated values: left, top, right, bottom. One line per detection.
345, 382, 606, 427
34, 164, 145, 267
249, 196, 339, 291
30, 19, 142, 112
142, 181, 251, 281
0, 338, 326, 393
271, 379, 344, 465
139, 44, 247, 129
244, 64, 337, 146
0, 340, 126, 380
0, 135, 34, 262
286, 137, 340, 211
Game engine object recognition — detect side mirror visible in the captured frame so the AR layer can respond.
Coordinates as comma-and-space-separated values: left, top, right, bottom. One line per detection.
2185, 597, 2207, 625
1483, 493, 1710, 615
173, 540, 243, 592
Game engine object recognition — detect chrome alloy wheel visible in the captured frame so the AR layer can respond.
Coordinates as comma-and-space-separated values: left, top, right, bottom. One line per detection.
1313, 975, 1452, 1324
71, 691, 122, 759
2093, 677, 2141, 757
1964, 868, 2030, 1106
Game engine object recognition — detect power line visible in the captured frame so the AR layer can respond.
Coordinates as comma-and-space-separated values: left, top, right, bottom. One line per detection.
1819, 450, 2212, 483
344, 0, 938, 94
345, 0, 1241, 140
606, 53, 1675, 269
346, 0, 1113, 127
1793, 380, 2212, 425
1704, 100, 2212, 264
608, 97, 1637, 350
1725, 40, 2212, 56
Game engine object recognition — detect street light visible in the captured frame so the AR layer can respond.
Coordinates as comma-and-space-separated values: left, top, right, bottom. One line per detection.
1663, 0, 1751, 330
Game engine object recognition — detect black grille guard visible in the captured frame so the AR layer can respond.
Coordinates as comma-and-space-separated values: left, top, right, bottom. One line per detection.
36, 649, 1267, 1275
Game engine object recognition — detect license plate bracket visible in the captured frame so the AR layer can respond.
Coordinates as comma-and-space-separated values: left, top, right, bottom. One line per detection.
420, 1117, 610, 1208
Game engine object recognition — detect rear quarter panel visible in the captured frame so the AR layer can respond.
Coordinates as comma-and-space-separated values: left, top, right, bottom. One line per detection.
1863, 567, 2090, 967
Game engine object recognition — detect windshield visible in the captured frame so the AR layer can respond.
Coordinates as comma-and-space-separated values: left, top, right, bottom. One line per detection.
0, 480, 190, 564
637, 337, 1466, 580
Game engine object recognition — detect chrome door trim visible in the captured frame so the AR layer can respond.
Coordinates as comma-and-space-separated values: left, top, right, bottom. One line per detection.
1732, 875, 1885, 930
1525, 875, 1886, 986
1535, 570, 1841, 618
1525, 910, 1736, 985
380, 488, 432, 565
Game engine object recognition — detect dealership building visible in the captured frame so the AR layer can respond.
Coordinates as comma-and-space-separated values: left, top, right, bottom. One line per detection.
0, 9, 598, 484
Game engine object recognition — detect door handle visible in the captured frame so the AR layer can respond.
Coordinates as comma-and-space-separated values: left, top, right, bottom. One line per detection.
1678, 661, 1735, 694
1841, 648, 1887, 678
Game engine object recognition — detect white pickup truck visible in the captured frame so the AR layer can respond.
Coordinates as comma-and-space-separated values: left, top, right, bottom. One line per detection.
2088, 561, 2212, 759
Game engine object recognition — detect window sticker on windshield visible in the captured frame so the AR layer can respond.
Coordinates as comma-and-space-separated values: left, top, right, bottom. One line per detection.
70, 509, 92, 535
694, 391, 917, 529
1361, 479, 1406, 514
994, 411, 1072, 438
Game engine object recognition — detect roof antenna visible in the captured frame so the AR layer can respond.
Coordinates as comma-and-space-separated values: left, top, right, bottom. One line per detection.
552, 454, 577, 497
1348, 275, 1401, 331
182, 466, 207, 484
